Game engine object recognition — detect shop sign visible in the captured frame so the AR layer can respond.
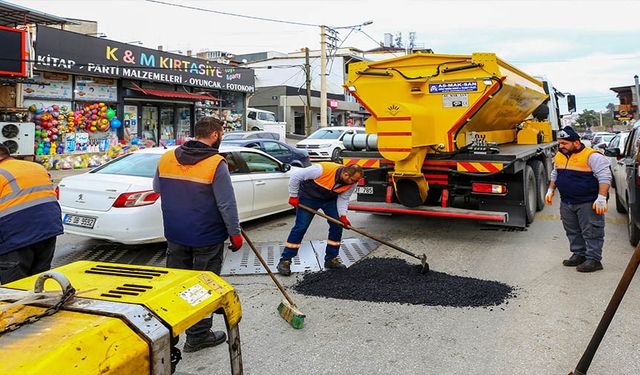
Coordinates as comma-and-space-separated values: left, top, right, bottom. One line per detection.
75, 76, 118, 102
0, 26, 26, 77
614, 110, 634, 121
35, 26, 255, 93
23, 71, 73, 99
328, 99, 339, 109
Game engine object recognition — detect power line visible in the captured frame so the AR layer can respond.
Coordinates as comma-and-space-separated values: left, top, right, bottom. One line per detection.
357, 29, 399, 57
144, 0, 321, 27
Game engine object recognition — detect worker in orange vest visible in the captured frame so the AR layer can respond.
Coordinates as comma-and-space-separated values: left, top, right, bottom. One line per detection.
0, 144, 63, 284
278, 162, 363, 276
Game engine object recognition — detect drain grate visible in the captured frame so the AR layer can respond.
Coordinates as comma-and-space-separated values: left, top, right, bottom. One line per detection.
311, 238, 378, 269
221, 241, 321, 276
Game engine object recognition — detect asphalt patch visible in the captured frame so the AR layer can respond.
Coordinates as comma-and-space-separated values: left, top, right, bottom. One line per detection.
293, 257, 516, 308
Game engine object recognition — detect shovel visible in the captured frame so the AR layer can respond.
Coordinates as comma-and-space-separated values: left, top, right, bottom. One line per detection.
297, 203, 429, 273
569, 242, 640, 374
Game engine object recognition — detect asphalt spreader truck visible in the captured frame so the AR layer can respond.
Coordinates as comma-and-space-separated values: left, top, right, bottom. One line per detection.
342, 52, 576, 227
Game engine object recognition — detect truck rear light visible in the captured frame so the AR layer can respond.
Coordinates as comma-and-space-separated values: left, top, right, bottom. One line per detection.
113, 190, 160, 208
357, 178, 365, 186
471, 182, 507, 195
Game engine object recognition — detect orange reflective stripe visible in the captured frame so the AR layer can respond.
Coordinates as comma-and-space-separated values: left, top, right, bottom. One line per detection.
555, 147, 596, 172
314, 162, 352, 194
284, 242, 301, 248
157, 150, 224, 184
327, 239, 341, 247
0, 160, 56, 217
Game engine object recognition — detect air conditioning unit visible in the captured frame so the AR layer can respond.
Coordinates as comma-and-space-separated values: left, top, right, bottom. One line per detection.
0, 122, 35, 156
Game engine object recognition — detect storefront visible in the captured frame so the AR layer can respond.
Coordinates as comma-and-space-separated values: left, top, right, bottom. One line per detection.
32, 26, 255, 148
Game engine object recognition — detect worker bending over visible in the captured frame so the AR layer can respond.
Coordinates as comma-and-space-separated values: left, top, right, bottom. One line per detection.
278, 162, 363, 276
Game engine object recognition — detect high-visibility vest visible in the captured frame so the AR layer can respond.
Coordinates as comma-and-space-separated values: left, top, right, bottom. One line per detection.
554, 146, 599, 204
299, 162, 354, 201
0, 159, 62, 254
157, 150, 229, 247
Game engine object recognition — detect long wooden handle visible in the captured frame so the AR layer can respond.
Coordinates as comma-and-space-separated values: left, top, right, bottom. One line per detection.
571, 242, 640, 374
240, 228, 295, 307
297, 203, 423, 261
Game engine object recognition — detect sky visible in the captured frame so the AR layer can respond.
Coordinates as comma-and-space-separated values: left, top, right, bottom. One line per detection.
15, 0, 640, 113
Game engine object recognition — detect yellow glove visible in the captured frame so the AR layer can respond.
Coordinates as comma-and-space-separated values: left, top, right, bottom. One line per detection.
592, 194, 608, 214
545, 188, 554, 205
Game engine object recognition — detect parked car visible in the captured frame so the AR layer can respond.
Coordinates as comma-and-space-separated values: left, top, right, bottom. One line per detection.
296, 126, 365, 162
591, 132, 616, 151
222, 138, 311, 167
223, 131, 280, 141
607, 131, 629, 193
246, 108, 286, 131
57, 146, 297, 244
604, 125, 640, 245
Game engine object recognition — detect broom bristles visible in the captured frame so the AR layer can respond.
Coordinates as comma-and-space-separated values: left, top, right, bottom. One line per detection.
277, 299, 305, 329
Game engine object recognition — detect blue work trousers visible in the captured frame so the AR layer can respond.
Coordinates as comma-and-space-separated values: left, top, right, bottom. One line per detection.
281, 196, 343, 261
560, 201, 605, 261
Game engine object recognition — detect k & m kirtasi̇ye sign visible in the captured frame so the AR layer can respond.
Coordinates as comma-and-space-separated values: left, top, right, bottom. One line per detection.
34, 26, 255, 93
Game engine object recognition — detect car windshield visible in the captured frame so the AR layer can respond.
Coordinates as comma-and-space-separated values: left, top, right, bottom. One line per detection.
307, 129, 343, 140
91, 153, 162, 178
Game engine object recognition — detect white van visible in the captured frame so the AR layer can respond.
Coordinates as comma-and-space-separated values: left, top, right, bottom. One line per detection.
246, 108, 286, 131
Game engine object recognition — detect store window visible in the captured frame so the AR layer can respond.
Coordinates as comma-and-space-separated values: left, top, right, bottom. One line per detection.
159, 107, 175, 145
176, 106, 191, 145
220, 91, 244, 132
141, 106, 158, 146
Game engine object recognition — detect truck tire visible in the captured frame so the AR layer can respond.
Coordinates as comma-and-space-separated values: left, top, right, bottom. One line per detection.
628, 197, 640, 246
615, 189, 626, 213
524, 165, 537, 224
530, 160, 546, 211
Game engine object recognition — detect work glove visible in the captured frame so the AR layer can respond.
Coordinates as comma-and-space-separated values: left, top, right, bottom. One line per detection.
545, 188, 554, 205
339, 215, 351, 228
592, 194, 608, 215
288, 196, 299, 207
229, 235, 243, 252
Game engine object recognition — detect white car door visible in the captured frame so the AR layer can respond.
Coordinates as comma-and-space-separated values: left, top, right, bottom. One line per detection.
226, 153, 254, 221
237, 150, 290, 217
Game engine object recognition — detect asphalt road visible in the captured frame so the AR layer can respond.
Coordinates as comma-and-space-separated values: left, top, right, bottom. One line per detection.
52, 189, 640, 374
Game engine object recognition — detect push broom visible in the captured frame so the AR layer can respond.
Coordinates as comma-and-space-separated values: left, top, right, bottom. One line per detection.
240, 228, 305, 329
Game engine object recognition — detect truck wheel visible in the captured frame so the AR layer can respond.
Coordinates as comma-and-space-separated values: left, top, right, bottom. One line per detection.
251, 126, 260, 131
530, 160, 546, 211
331, 148, 342, 163
628, 196, 640, 246
524, 165, 537, 224
615, 189, 626, 213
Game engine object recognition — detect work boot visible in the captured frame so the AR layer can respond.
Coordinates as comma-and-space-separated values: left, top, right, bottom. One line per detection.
277, 260, 292, 276
562, 254, 586, 267
324, 257, 347, 270
576, 260, 603, 273
183, 330, 226, 353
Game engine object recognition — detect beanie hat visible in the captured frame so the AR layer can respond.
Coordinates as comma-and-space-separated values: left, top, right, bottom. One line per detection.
557, 126, 580, 141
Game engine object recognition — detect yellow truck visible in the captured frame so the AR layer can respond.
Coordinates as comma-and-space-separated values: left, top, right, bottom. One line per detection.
341, 52, 576, 227
0, 261, 243, 374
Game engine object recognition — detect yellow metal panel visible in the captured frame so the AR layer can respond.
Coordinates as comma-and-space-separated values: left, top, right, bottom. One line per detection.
0, 306, 149, 374
6, 261, 242, 337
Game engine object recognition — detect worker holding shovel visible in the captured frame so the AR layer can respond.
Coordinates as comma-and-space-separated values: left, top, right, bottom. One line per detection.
277, 162, 363, 276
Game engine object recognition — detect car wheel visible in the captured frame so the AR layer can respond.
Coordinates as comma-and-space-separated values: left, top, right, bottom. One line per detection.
628, 197, 640, 246
331, 147, 342, 163
524, 165, 536, 224
615, 189, 626, 213
529, 160, 546, 212
251, 126, 260, 131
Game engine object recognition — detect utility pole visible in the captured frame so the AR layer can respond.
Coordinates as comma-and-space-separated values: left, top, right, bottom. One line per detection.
320, 25, 328, 128
305, 47, 312, 136
635, 75, 640, 122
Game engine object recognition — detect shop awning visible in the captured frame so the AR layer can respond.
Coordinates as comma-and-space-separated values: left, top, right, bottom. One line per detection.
130, 83, 219, 101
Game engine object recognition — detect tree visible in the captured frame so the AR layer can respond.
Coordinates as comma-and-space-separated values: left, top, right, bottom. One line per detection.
576, 109, 598, 128
606, 102, 616, 112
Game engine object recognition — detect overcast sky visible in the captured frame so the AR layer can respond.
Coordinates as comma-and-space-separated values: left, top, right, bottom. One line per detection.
16, 0, 640, 112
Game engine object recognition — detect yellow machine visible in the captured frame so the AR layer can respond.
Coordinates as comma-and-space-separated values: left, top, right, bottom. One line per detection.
342, 52, 575, 227
0, 261, 243, 374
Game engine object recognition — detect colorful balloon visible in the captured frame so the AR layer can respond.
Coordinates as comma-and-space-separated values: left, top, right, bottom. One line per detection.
109, 118, 122, 129
106, 109, 116, 119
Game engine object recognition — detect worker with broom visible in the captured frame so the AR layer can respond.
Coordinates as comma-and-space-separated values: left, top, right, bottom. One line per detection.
277, 162, 363, 276
153, 117, 243, 352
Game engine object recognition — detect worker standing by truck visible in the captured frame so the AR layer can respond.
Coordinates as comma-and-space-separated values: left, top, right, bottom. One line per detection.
0, 144, 63, 284
545, 126, 611, 273
277, 162, 363, 276
153, 117, 243, 352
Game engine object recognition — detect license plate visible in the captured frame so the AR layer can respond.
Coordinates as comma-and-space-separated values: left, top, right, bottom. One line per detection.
64, 214, 96, 229
357, 186, 374, 194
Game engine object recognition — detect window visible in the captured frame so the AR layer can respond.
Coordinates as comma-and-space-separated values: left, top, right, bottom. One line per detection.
224, 153, 241, 173
239, 151, 280, 173
92, 153, 162, 178
257, 112, 277, 122
248, 111, 257, 120
263, 141, 291, 157
609, 136, 619, 149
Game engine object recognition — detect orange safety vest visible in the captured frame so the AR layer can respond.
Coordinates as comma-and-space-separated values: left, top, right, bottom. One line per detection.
313, 162, 353, 194
0, 159, 57, 217
554, 146, 600, 204
157, 150, 224, 185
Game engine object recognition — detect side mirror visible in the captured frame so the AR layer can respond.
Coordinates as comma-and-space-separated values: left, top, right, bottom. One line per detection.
281, 163, 291, 172
604, 147, 621, 157
567, 95, 576, 113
